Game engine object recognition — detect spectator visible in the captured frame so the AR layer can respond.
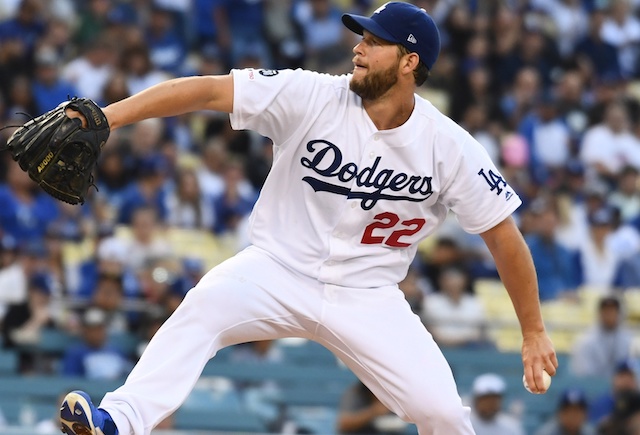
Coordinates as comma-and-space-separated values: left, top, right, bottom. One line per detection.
576, 207, 621, 291
607, 207, 640, 262
555, 71, 590, 141
262, 0, 304, 69
145, 6, 186, 76
597, 389, 640, 435
421, 266, 487, 347
214, 0, 270, 68
118, 206, 172, 271
575, 10, 622, 83
531, 0, 589, 58
196, 137, 253, 199
212, 159, 257, 235
599, 0, 640, 78
61, 38, 115, 103
61, 307, 132, 379
399, 266, 427, 314
293, 0, 352, 73
519, 91, 572, 185
580, 101, 640, 180
75, 235, 138, 300
535, 387, 596, 435
0, 235, 25, 321
0, 239, 51, 327
95, 146, 132, 212
100, 71, 130, 106
120, 44, 171, 95
610, 166, 640, 223
6, 74, 38, 117
469, 373, 525, 435
46, 202, 90, 242
91, 273, 128, 334
193, 0, 221, 51
337, 380, 404, 434
31, 45, 77, 113
0, 0, 45, 70
589, 360, 639, 425
0, 162, 59, 244
500, 66, 543, 129
73, 0, 112, 44
137, 260, 183, 315
570, 296, 633, 378
450, 64, 496, 126
1, 273, 53, 373
525, 199, 579, 301
117, 154, 170, 225
460, 103, 501, 164
420, 236, 467, 290
165, 168, 215, 230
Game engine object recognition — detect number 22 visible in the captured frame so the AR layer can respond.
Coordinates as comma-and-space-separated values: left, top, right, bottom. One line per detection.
361, 212, 426, 248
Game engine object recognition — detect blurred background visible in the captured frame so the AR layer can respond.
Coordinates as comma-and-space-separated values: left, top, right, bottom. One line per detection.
0, 0, 640, 434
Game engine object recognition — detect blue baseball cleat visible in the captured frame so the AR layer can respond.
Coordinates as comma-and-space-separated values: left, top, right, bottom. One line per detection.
60, 390, 117, 435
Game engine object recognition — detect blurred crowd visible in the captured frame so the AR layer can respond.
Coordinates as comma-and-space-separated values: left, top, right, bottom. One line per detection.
1, 0, 640, 432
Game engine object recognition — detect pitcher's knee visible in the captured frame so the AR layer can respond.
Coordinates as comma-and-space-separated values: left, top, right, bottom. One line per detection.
402, 398, 469, 430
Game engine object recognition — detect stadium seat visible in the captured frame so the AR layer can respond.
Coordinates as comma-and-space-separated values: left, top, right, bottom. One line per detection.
0, 350, 18, 374
174, 408, 267, 432
276, 339, 339, 366
201, 360, 357, 386
183, 377, 243, 412
278, 385, 345, 407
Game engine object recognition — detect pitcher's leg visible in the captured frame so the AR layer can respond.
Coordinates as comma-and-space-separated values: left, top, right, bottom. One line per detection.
100, 248, 317, 435
317, 285, 475, 435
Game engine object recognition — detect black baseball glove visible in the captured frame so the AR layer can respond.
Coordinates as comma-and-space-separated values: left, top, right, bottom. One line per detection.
2, 97, 110, 205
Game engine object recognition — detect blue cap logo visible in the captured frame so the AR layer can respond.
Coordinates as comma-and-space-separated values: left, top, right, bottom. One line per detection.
342, 1, 441, 70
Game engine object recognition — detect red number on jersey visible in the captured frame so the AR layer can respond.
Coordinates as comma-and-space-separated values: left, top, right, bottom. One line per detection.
361, 212, 399, 244
361, 213, 426, 247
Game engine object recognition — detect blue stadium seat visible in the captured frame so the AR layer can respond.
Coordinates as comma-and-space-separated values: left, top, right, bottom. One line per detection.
278, 385, 345, 407
183, 379, 243, 412
277, 340, 338, 366
107, 332, 140, 357
201, 360, 357, 387
0, 376, 123, 403
0, 350, 18, 374
174, 408, 267, 432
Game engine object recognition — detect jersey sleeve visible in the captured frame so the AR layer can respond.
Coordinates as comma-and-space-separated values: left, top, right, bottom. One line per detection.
440, 137, 522, 234
229, 68, 316, 145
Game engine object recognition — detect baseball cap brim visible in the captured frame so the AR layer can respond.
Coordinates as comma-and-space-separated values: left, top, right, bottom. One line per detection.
342, 14, 399, 45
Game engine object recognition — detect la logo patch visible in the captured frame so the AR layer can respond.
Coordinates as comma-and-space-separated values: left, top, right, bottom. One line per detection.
259, 69, 279, 77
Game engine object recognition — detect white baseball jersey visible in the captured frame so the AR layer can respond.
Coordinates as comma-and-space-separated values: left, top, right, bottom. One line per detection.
229, 68, 521, 288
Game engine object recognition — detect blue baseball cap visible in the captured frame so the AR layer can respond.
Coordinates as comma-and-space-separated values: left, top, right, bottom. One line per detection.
342, 2, 441, 70
559, 388, 588, 409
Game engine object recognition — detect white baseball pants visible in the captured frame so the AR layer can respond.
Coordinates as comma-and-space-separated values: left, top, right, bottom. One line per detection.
100, 246, 475, 434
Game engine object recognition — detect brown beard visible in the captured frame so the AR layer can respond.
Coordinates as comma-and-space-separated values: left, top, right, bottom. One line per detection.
350, 60, 399, 101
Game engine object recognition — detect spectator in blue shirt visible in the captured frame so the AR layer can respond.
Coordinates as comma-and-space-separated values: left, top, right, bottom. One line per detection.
212, 159, 257, 235
0, 162, 59, 244
214, 0, 270, 67
117, 154, 170, 225
575, 10, 622, 84
146, 6, 187, 76
31, 46, 77, 114
61, 307, 132, 379
589, 360, 639, 425
525, 199, 579, 301
0, 0, 45, 58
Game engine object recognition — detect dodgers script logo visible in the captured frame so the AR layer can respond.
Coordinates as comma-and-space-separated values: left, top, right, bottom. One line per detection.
300, 140, 433, 210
